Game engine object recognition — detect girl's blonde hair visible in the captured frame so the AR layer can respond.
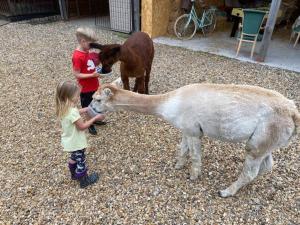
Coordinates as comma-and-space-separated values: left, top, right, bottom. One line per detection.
76, 27, 98, 42
55, 80, 80, 119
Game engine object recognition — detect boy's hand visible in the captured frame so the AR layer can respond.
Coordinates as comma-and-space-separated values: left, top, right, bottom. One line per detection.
92, 72, 101, 78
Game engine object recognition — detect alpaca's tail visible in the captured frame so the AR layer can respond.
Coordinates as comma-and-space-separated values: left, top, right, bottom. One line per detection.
292, 111, 300, 134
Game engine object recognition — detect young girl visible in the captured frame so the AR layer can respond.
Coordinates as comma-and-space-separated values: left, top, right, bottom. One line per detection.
55, 80, 104, 188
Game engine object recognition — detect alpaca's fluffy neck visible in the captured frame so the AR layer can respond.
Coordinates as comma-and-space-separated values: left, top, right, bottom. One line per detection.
119, 46, 141, 68
113, 90, 170, 116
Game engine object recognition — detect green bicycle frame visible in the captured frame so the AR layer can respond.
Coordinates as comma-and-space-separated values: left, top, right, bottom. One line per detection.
185, 3, 216, 30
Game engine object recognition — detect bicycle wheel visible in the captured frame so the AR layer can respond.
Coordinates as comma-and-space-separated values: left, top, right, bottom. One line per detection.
202, 11, 217, 36
174, 14, 197, 40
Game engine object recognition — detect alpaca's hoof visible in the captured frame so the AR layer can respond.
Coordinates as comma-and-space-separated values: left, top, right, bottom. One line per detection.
218, 189, 233, 198
189, 168, 200, 181
189, 171, 199, 181
258, 161, 273, 175
258, 166, 272, 175
190, 175, 198, 181
175, 162, 184, 170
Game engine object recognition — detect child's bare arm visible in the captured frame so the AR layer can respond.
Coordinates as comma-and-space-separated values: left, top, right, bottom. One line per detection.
73, 70, 100, 79
79, 107, 88, 114
74, 114, 104, 130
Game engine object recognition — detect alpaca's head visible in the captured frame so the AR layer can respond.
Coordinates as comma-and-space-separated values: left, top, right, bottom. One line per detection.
90, 84, 120, 114
89, 43, 121, 73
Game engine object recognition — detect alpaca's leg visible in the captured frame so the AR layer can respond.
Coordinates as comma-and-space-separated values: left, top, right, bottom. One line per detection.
145, 68, 151, 95
219, 153, 264, 198
136, 77, 145, 94
218, 117, 292, 197
219, 131, 270, 198
121, 76, 130, 90
258, 153, 273, 175
175, 135, 189, 169
187, 136, 202, 180
133, 79, 138, 92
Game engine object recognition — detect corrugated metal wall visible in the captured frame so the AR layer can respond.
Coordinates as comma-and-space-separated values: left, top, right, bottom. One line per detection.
95, 0, 135, 33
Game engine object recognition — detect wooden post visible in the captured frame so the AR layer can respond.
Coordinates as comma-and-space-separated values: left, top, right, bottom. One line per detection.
58, 0, 68, 20
133, 0, 140, 32
75, 0, 80, 17
257, 0, 281, 62
7, 0, 16, 16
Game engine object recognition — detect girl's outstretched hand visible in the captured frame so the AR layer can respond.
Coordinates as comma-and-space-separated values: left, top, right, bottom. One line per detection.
79, 107, 89, 114
94, 114, 105, 121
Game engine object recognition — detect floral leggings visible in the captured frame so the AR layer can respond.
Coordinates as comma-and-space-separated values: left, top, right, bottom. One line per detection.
70, 149, 87, 176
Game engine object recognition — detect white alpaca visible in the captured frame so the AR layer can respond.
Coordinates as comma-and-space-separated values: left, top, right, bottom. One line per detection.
90, 83, 300, 197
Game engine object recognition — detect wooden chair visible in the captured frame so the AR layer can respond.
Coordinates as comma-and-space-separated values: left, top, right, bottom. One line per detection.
236, 9, 267, 58
290, 26, 300, 48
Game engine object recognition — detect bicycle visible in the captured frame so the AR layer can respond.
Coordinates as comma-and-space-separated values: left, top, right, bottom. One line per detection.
174, 0, 217, 40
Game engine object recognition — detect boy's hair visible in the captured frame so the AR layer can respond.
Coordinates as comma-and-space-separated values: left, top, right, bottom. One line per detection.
76, 27, 98, 42
55, 80, 80, 119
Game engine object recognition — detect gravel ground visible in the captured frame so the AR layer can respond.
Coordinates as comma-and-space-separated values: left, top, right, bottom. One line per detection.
0, 21, 299, 225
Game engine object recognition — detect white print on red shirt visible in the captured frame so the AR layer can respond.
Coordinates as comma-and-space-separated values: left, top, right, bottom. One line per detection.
87, 59, 95, 71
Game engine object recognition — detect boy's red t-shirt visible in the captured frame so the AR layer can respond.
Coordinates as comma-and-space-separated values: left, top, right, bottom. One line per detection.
72, 50, 100, 93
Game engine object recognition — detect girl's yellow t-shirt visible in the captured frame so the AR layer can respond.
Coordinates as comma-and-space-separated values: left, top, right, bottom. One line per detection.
61, 107, 87, 152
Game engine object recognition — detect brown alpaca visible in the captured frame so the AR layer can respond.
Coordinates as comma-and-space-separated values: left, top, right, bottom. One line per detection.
90, 32, 154, 94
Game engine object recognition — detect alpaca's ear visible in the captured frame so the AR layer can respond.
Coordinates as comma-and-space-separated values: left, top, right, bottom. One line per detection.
103, 88, 113, 97
110, 77, 123, 88
90, 43, 103, 50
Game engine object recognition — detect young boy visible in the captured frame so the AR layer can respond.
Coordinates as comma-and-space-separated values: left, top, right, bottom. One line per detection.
72, 27, 106, 135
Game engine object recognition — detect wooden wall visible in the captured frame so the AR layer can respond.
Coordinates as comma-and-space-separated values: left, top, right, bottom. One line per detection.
141, 0, 171, 38
152, 0, 171, 37
142, 0, 171, 37
142, 0, 224, 38
141, 0, 153, 36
